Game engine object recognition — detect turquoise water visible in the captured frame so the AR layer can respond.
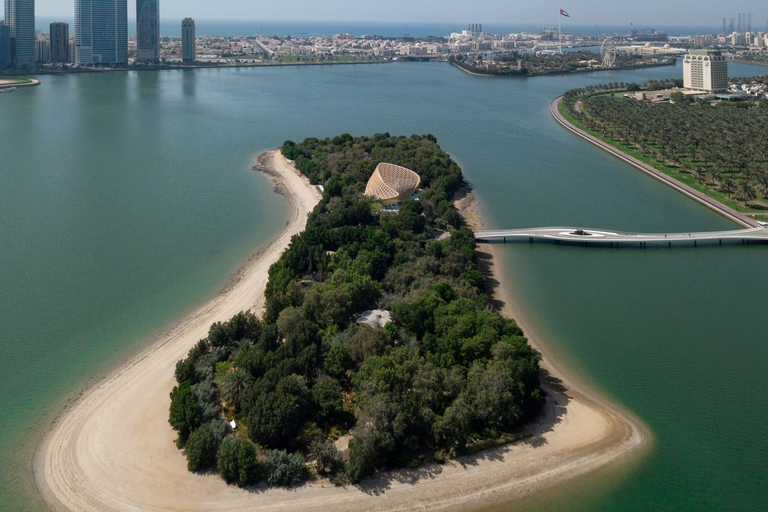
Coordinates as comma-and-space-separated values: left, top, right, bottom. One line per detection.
1, 60, 766, 510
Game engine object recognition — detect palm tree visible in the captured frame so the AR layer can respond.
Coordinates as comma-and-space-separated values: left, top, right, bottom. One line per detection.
755, 173, 768, 199
721, 178, 736, 198
220, 368, 253, 410
736, 181, 757, 207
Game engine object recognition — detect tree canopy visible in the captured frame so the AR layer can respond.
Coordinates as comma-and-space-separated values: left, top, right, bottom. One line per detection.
170, 134, 543, 486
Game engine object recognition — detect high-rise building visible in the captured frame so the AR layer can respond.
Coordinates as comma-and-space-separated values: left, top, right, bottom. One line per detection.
50, 21, 69, 63
35, 37, 48, 62
683, 49, 728, 93
0, 20, 11, 68
75, 0, 127, 64
181, 17, 195, 63
5, 0, 35, 67
136, 0, 158, 61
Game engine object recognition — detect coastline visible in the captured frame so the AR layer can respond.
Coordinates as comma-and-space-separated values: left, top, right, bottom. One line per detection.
35, 150, 649, 512
2, 60, 390, 78
450, 60, 675, 78
551, 96, 757, 228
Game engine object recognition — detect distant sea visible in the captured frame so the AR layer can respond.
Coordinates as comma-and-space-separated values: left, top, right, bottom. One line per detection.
34, 17, 726, 38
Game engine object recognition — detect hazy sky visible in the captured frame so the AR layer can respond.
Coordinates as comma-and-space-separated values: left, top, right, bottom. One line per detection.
28, 0, 768, 26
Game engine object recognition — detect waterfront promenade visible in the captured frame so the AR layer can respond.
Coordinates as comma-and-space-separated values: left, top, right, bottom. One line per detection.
475, 226, 768, 247
550, 96, 758, 229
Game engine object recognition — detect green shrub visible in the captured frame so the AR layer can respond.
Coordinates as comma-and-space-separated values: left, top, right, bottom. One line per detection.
264, 449, 306, 487
310, 440, 345, 477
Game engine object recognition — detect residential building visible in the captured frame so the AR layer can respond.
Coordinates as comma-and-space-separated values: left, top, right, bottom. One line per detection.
50, 22, 69, 62
181, 17, 194, 63
0, 20, 11, 68
35, 37, 48, 62
683, 49, 728, 93
75, 0, 128, 64
693, 35, 713, 47
5, 0, 35, 67
136, 0, 158, 61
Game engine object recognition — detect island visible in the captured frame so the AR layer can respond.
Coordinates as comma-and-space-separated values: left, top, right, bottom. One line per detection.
37, 138, 647, 512
168, 134, 544, 486
450, 51, 675, 77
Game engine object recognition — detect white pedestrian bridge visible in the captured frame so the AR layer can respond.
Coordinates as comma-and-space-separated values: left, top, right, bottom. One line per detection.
474, 226, 768, 248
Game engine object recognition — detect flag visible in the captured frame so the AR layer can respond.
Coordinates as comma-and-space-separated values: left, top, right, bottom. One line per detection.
560, 9, 570, 17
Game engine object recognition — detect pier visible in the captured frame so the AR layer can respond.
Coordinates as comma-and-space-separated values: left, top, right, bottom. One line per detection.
474, 226, 768, 248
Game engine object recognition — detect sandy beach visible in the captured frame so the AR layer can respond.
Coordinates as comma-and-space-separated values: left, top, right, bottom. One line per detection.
35, 151, 649, 512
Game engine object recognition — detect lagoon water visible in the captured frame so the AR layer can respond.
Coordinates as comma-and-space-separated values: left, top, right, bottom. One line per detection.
1, 60, 767, 511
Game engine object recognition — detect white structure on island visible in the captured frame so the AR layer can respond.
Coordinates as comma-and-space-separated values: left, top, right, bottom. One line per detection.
683, 49, 727, 93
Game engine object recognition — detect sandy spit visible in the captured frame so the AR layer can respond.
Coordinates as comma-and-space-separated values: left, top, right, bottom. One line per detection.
35, 152, 649, 512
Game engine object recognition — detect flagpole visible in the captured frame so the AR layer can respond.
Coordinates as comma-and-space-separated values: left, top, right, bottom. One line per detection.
559, 13, 562, 54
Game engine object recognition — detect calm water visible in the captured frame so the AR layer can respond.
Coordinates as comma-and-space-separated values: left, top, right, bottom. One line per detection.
1, 60, 766, 511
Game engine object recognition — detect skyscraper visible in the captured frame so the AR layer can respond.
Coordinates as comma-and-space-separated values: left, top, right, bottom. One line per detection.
50, 22, 69, 63
136, 0, 158, 61
0, 20, 11, 68
4, 0, 35, 68
181, 17, 195, 63
75, 0, 127, 65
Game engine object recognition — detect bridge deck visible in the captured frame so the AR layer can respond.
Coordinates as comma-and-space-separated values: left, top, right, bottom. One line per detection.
474, 227, 768, 246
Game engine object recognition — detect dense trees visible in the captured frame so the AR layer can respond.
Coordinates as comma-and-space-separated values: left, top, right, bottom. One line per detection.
563, 82, 768, 210
170, 134, 543, 487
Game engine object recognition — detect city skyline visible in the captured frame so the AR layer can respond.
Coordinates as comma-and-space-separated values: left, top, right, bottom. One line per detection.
17, 0, 768, 26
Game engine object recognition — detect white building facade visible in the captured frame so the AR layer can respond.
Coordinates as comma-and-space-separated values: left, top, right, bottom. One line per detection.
683, 49, 727, 93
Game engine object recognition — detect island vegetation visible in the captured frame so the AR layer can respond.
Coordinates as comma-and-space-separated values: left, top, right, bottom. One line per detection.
560, 81, 768, 214
168, 133, 544, 488
450, 50, 674, 77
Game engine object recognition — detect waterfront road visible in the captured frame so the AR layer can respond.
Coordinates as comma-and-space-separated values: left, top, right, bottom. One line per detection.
550, 96, 758, 228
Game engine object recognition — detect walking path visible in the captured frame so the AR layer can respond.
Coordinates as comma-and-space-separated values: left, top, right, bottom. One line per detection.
550, 96, 758, 228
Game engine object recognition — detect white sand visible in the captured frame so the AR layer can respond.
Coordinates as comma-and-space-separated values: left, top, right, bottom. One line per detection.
36, 154, 649, 512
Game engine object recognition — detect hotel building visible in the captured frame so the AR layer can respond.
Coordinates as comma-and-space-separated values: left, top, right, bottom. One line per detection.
683, 49, 728, 93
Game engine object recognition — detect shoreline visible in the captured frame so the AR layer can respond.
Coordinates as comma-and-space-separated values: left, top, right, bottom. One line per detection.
551, 96, 756, 228
450, 60, 675, 79
1, 60, 391, 78
35, 150, 649, 512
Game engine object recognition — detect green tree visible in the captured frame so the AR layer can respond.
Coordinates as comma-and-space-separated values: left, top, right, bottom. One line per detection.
246, 375, 311, 448
217, 436, 260, 487
220, 367, 253, 410
736, 180, 757, 206
169, 382, 202, 447
185, 420, 226, 472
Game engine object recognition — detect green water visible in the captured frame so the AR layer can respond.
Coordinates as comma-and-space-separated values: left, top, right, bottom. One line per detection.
1, 61, 766, 511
